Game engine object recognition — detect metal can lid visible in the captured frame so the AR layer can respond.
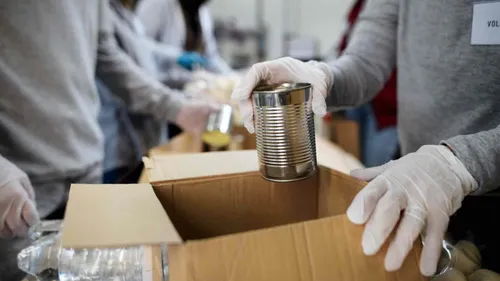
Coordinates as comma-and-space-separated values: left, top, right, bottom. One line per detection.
253, 82, 311, 94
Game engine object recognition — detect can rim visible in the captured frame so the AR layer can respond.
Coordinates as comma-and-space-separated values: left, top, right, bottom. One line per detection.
253, 82, 312, 94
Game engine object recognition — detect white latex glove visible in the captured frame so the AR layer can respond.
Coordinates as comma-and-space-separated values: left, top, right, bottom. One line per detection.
175, 100, 221, 135
346, 145, 478, 276
231, 57, 333, 133
0, 156, 39, 238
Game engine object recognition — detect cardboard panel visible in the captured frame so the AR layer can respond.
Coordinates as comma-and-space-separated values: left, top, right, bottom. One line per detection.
144, 150, 259, 183
330, 119, 361, 160
317, 168, 366, 218
315, 135, 363, 174
139, 169, 150, 184
167, 245, 188, 281
143, 137, 363, 186
148, 128, 256, 159
149, 133, 203, 156
152, 184, 175, 222
169, 216, 426, 281
142, 245, 163, 281
170, 174, 318, 240
232, 125, 256, 150
62, 184, 182, 248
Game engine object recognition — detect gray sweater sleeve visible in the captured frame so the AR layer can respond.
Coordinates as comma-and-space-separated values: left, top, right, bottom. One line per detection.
325, 0, 398, 109
143, 38, 195, 88
326, 0, 499, 194
96, 0, 186, 123
442, 126, 500, 194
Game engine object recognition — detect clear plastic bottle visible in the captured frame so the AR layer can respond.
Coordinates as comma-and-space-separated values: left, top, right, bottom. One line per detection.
18, 220, 169, 281
58, 246, 145, 281
160, 245, 169, 281
17, 232, 62, 281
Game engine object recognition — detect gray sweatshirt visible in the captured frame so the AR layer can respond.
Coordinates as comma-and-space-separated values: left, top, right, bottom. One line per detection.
0, 1, 187, 203
327, 0, 500, 194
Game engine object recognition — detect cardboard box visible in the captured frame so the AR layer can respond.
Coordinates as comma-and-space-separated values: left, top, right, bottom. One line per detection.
149, 126, 256, 157
323, 116, 361, 161
62, 150, 425, 281
148, 133, 204, 157
140, 129, 361, 184
139, 127, 257, 183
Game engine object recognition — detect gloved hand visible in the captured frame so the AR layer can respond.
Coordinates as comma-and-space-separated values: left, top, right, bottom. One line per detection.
231, 57, 333, 133
0, 156, 39, 238
177, 52, 208, 71
346, 145, 478, 276
175, 100, 221, 135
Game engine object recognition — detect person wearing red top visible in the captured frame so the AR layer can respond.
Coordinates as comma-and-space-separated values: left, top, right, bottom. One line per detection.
337, 0, 399, 166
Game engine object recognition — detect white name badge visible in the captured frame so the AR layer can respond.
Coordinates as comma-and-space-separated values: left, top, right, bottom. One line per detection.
471, 0, 500, 45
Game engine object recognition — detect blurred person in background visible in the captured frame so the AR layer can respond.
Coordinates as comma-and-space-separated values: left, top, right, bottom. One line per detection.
135, 0, 233, 74
0, 1, 217, 280
232, 0, 500, 276
338, 0, 398, 167
99, 0, 217, 183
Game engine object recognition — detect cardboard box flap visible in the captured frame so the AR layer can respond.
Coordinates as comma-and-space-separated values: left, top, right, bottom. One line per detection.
61, 184, 182, 249
315, 135, 363, 174
170, 215, 425, 281
143, 150, 260, 183
144, 146, 362, 184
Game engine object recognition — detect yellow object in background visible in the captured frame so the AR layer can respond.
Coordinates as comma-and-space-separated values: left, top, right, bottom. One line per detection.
453, 241, 481, 276
202, 131, 232, 148
455, 241, 482, 269
428, 239, 500, 281
432, 240, 483, 281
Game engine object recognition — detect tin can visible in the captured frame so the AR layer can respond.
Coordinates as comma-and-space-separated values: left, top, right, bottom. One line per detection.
252, 82, 317, 182
202, 104, 233, 148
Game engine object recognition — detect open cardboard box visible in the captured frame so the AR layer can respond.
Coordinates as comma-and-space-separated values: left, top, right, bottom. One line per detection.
149, 126, 256, 157
139, 126, 257, 183
140, 131, 362, 184
62, 150, 425, 281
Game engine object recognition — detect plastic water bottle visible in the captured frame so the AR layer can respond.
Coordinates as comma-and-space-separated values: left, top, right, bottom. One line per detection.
17, 220, 158, 281
58, 246, 145, 281
18, 220, 63, 280
161, 245, 169, 281
17, 232, 62, 281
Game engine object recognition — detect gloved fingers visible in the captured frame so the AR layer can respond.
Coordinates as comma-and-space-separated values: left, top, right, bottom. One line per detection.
177, 52, 208, 70
231, 61, 275, 101
22, 200, 39, 230
350, 161, 394, 182
9, 218, 29, 238
346, 176, 389, 225
232, 58, 302, 102
232, 62, 272, 134
196, 55, 208, 65
232, 57, 318, 134
308, 66, 330, 117
19, 176, 35, 201
361, 190, 406, 255
4, 194, 27, 237
0, 225, 13, 239
420, 212, 449, 276
311, 92, 327, 117
239, 99, 255, 134
384, 205, 426, 272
